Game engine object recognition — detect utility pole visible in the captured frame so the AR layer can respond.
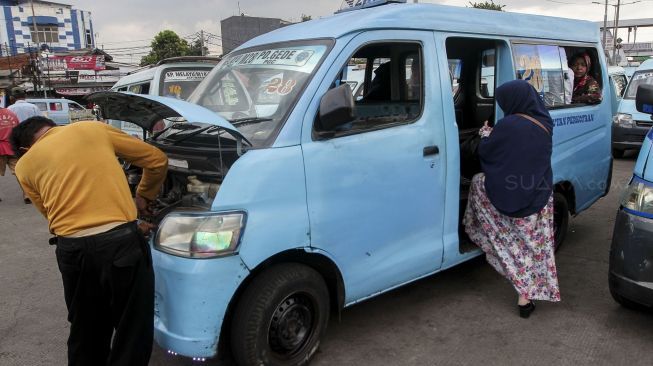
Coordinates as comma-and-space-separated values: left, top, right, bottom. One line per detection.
5, 42, 13, 87
613, 0, 621, 65
29, 0, 39, 46
602, 0, 608, 56
200, 30, 206, 56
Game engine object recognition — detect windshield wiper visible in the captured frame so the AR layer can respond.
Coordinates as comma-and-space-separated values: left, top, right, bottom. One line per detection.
228, 117, 272, 126
150, 122, 198, 141
170, 125, 216, 145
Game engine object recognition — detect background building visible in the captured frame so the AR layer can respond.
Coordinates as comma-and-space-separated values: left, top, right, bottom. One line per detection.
220, 15, 292, 54
0, 0, 94, 56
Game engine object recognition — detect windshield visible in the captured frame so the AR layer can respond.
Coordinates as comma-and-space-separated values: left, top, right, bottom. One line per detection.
625, 70, 653, 99
160, 67, 213, 100
188, 40, 332, 146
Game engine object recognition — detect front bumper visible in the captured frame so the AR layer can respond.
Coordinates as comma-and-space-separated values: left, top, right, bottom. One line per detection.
612, 124, 651, 150
152, 247, 250, 358
609, 208, 653, 307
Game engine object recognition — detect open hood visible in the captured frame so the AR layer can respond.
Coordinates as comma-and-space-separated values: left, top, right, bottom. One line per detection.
86, 92, 247, 142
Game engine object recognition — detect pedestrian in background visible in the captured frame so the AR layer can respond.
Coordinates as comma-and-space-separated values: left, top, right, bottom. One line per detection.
7, 88, 42, 122
463, 80, 560, 319
10, 116, 168, 366
0, 107, 22, 203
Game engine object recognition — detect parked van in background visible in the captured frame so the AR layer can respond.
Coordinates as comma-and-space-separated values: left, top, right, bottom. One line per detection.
25, 98, 89, 125
608, 66, 628, 115
109, 56, 220, 137
91, 1, 613, 364
612, 59, 653, 157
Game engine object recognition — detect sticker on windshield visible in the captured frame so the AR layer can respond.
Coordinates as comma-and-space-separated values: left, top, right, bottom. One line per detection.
266, 77, 297, 95
164, 70, 210, 81
223, 49, 315, 68
634, 72, 653, 80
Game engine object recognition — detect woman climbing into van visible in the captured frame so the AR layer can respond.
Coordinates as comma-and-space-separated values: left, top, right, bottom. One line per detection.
463, 80, 560, 319
569, 52, 602, 104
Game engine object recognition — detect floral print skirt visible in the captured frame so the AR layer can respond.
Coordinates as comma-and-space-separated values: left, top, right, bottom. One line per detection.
463, 173, 561, 302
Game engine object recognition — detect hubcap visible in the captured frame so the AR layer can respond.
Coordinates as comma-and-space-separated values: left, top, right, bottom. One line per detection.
268, 294, 315, 358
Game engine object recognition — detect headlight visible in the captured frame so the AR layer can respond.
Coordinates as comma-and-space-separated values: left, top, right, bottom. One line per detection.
613, 113, 633, 128
155, 211, 246, 258
621, 176, 653, 217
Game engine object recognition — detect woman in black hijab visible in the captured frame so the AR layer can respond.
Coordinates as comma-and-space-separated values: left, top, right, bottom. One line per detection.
463, 80, 560, 318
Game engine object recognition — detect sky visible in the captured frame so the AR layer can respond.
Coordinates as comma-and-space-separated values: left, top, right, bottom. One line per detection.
67, 0, 653, 64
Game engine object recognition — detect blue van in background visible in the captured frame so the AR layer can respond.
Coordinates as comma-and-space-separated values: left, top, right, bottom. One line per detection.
611, 59, 653, 158
609, 83, 653, 309
91, 1, 613, 364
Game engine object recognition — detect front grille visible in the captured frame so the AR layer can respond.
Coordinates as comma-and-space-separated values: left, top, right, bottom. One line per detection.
635, 120, 653, 128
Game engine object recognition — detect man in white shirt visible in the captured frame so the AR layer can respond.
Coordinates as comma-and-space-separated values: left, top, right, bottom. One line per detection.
8, 88, 42, 122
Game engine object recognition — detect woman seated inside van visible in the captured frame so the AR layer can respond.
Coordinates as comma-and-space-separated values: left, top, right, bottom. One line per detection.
569, 53, 602, 104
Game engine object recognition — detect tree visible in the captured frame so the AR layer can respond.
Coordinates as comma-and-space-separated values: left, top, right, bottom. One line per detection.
140, 30, 190, 66
469, 1, 505, 11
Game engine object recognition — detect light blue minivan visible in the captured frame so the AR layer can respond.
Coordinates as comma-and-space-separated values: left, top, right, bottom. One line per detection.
91, 1, 613, 364
612, 59, 653, 157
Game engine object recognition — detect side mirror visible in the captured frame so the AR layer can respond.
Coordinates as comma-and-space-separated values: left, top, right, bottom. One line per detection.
319, 84, 354, 130
636, 84, 653, 115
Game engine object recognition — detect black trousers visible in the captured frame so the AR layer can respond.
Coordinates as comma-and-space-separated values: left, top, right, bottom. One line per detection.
55, 222, 154, 366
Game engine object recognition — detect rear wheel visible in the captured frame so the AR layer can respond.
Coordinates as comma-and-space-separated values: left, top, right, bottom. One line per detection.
553, 192, 569, 252
231, 263, 330, 366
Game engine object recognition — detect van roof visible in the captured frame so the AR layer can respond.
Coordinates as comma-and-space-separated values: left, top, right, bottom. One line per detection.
239, 3, 599, 51
636, 58, 653, 71
112, 62, 216, 88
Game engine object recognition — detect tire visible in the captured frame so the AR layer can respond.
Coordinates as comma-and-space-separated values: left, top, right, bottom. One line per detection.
553, 192, 569, 252
231, 263, 330, 366
609, 281, 650, 311
612, 148, 625, 158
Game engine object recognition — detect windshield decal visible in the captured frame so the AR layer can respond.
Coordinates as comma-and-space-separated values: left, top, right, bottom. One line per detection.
164, 70, 210, 81
223, 49, 315, 68
266, 77, 297, 95
634, 72, 653, 80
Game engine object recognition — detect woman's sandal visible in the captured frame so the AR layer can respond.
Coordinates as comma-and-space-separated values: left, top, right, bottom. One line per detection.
518, 301, 536, 318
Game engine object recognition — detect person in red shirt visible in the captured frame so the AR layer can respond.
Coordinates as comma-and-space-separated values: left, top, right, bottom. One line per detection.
0, 107, 26, 203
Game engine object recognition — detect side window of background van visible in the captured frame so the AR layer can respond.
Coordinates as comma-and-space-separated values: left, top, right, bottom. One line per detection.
513, 44, 602, 108
33, 102, 47, 112
50, 102, 63, 111
318, 42, 423, 137
128, 83, 151, 95
69, 102, 84, 111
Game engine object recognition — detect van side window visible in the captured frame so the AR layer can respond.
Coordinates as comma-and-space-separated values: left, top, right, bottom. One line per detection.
479, 49, 495, 98
33, 102, 47, 112
69, 103, 84, 111
513, 44, 566, 107
316, 42, 423, 137
513, 44, 602, 108
50, 102, 63, 111
128, 83, 151, 95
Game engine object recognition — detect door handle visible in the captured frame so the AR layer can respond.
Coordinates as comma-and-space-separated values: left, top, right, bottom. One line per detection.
423, 145, 439, 157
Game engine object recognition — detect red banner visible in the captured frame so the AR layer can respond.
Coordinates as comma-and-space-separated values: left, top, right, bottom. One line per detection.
45, 55, 106, 71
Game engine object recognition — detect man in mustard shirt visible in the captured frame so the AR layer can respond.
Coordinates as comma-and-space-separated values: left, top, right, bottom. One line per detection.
10, 116, 168, 366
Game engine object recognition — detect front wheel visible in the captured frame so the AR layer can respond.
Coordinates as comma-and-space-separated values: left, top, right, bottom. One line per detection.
553, 192, 569, 252
231, 263, 330, 366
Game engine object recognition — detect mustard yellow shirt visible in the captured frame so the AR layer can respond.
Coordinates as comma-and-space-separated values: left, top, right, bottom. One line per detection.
15, 122, 168, 236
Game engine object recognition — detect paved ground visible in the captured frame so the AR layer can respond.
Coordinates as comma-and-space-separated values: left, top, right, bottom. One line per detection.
1, 152, 652, 366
